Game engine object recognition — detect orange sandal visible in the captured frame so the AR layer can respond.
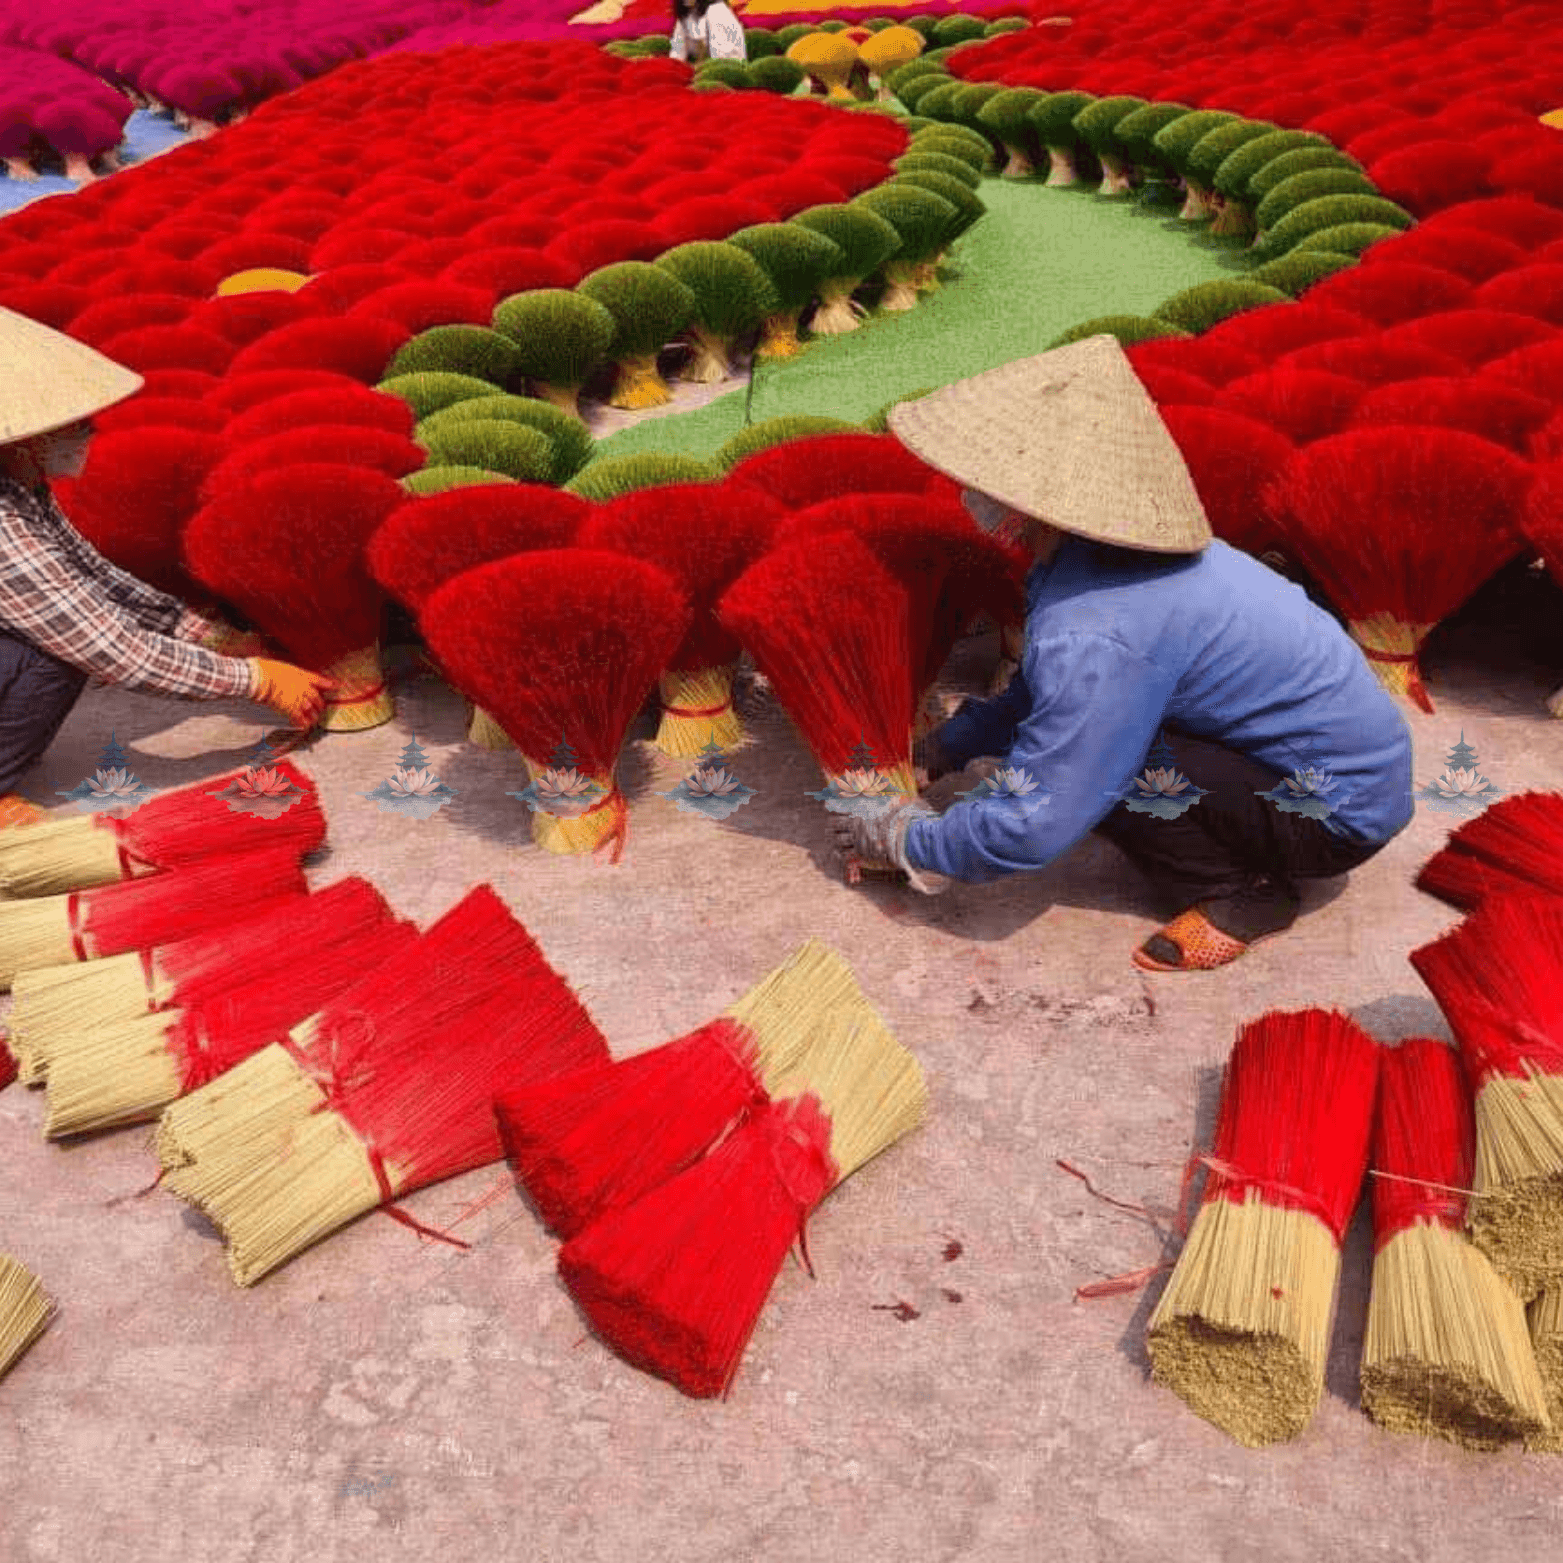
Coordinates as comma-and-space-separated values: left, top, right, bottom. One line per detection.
1132, 907, 1252, 972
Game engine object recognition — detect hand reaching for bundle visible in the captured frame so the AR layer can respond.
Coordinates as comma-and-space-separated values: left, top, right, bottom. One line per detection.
831, 798, 949, 895
248, 659, 335, 730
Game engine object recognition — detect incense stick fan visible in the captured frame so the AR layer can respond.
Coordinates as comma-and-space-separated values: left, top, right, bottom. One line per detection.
0, 1255, 54, 1383
0, 758, 325, 900
1361, 1037, 1551, 1450
184, 463, 407, 731
419, 550, 690, 860
497, 939, 899, 1238
1148, 1008, 1380, 1447
577, 484, 785, 757
365, 486, 589, 749
1264, 427, 1531, 713
0, 847, 309, 994
1416, 792, 1563, 911
558, 1015, 928, 1399
1410, 894, 1563, 1299
41, 885, 413, 1139
157, 886, 608, 1284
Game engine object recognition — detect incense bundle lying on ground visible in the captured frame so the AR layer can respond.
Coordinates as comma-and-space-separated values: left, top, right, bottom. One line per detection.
718, 533, 916, 868
1416, 792, 1563, 911
6, 875, 369, 1086
158, 886, 608, 1284
0, 1255, 54, 1383
1148, 1008, 1380, 1446
0, 758, 325, 900
1410, 894, 1563, 1299
1361, 1036, 1551, 1449
42, 888, 414, 1139
559, 1014, 928, 1399
419, 551, 690, 859
0, 848, 309, 994
578, 484, 784, 757
497, 939, 891, 1238
1528, 1288, 1563, 1451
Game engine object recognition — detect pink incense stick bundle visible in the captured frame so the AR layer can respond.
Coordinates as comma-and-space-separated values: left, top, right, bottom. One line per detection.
0, 757, 326, 900
158, 885, 609, 1284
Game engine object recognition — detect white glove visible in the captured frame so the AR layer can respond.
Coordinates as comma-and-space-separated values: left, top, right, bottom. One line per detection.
831, 798, 950, 895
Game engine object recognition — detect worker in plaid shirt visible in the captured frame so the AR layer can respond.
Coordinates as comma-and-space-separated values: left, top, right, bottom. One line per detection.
0, 308, 334, 826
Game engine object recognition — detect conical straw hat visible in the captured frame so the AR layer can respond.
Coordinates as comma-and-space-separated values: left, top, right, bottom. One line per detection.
888, 336, 1214, 554
0, 307, 144, 446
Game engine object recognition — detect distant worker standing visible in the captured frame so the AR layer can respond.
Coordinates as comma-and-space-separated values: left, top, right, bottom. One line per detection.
669, 0, 747, 63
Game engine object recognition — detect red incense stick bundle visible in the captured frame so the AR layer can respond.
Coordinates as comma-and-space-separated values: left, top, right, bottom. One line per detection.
157, 885, 609, 1285
578, 483, 785, 756
496, 939, 890, 1237
1147, 1008, 1380, 1446
1361, 1037, 1551, 1449
0, 757, 326, 899
724, 431, 953, 510
1410, 894, 1563, 1298
559, 1016, 928, 1399
419, 551, 691, 860
41, 889, 415, 1139
0, 847, 309, 993
1416, 792, 1563, 910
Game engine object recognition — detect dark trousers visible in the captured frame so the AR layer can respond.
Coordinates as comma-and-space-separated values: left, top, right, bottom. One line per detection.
1092, 730, 1382, 937
0, 631, 87, 795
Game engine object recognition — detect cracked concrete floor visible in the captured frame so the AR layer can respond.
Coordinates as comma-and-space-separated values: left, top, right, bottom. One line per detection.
1, 573, 1560, 1563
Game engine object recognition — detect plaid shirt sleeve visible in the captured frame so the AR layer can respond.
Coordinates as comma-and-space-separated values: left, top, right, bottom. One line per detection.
0, 480, 254, 702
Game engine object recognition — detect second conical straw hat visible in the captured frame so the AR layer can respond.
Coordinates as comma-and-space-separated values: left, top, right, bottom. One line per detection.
0, 307, 144, 446
888, 335, 1213, 554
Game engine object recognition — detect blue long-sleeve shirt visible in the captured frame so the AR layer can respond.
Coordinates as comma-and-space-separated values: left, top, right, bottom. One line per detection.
903, 536, 1415, 884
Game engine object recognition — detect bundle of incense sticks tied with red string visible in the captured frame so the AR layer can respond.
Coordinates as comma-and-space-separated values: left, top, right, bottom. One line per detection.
0, 757, 325, 900
1147, 1008, 1380, 1447
495, 939, 901, 1239
1416, 792, 1563, 911
1360, 1037, 1551, 1450
418, 551, 690, 861
39, 879, 417, 1139
555, 1001, 927, 1399
717, 532, 916, 881
156, 885, 609, 1285
0, 846, 309, 996
0, 1254, 54, 1385
1410, 893, 1563, 1300
578, 483, 786, 758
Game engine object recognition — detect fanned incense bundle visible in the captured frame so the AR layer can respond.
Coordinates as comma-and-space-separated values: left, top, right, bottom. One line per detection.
0, 1255, 54, 1383
41, 889, 414, 1139
1416, 792, 1563, 911
497, 939, 891, 1238
366, 486, 589, 748
724, 432, 950, 510
559, 1017, 928, 1399
1148, 1008, 1380, 1447
578, 484, 784, 756
1264, 427, 1531, 712
156, 887, 607, 1284
5, 875, 365, 1087
718, 533, 916, 809
0, 758, 325, 900
184, 463, 406, 731
1361, 1037, 1551, 1450
1410, 895, 1563, 1298
419, 551, 690, 860
0, 847, 308, 994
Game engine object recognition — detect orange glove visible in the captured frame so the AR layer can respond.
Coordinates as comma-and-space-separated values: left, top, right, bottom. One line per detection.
248, 659, 336, 730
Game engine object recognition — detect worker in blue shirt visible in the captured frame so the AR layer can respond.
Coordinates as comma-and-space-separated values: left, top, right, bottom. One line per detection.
835, 336, 1415, 972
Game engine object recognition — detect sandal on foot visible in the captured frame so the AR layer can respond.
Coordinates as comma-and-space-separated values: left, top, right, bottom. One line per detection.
1132, 907, 1252, 972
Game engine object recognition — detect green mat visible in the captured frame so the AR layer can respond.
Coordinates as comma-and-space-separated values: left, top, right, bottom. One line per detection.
591, 181, 1248, 465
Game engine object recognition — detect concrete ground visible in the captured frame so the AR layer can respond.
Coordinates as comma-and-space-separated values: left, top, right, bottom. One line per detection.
1, 568, 1560, 1563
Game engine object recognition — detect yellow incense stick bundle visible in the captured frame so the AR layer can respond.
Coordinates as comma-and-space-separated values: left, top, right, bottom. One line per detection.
1528, 1288, 1563, 1452
0, 1254, 55, 1382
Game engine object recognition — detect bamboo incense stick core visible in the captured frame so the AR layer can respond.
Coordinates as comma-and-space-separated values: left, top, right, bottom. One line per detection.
0, 1255, 55, 1381
1528, 1287, 1563, 1452
0, 897, 80, 990
43, 1010, 185, 1138
9, 953, 152, 1083
1467, 1069, 1563, 1300
0, 817, 122, 899
656, 666, 742, 757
